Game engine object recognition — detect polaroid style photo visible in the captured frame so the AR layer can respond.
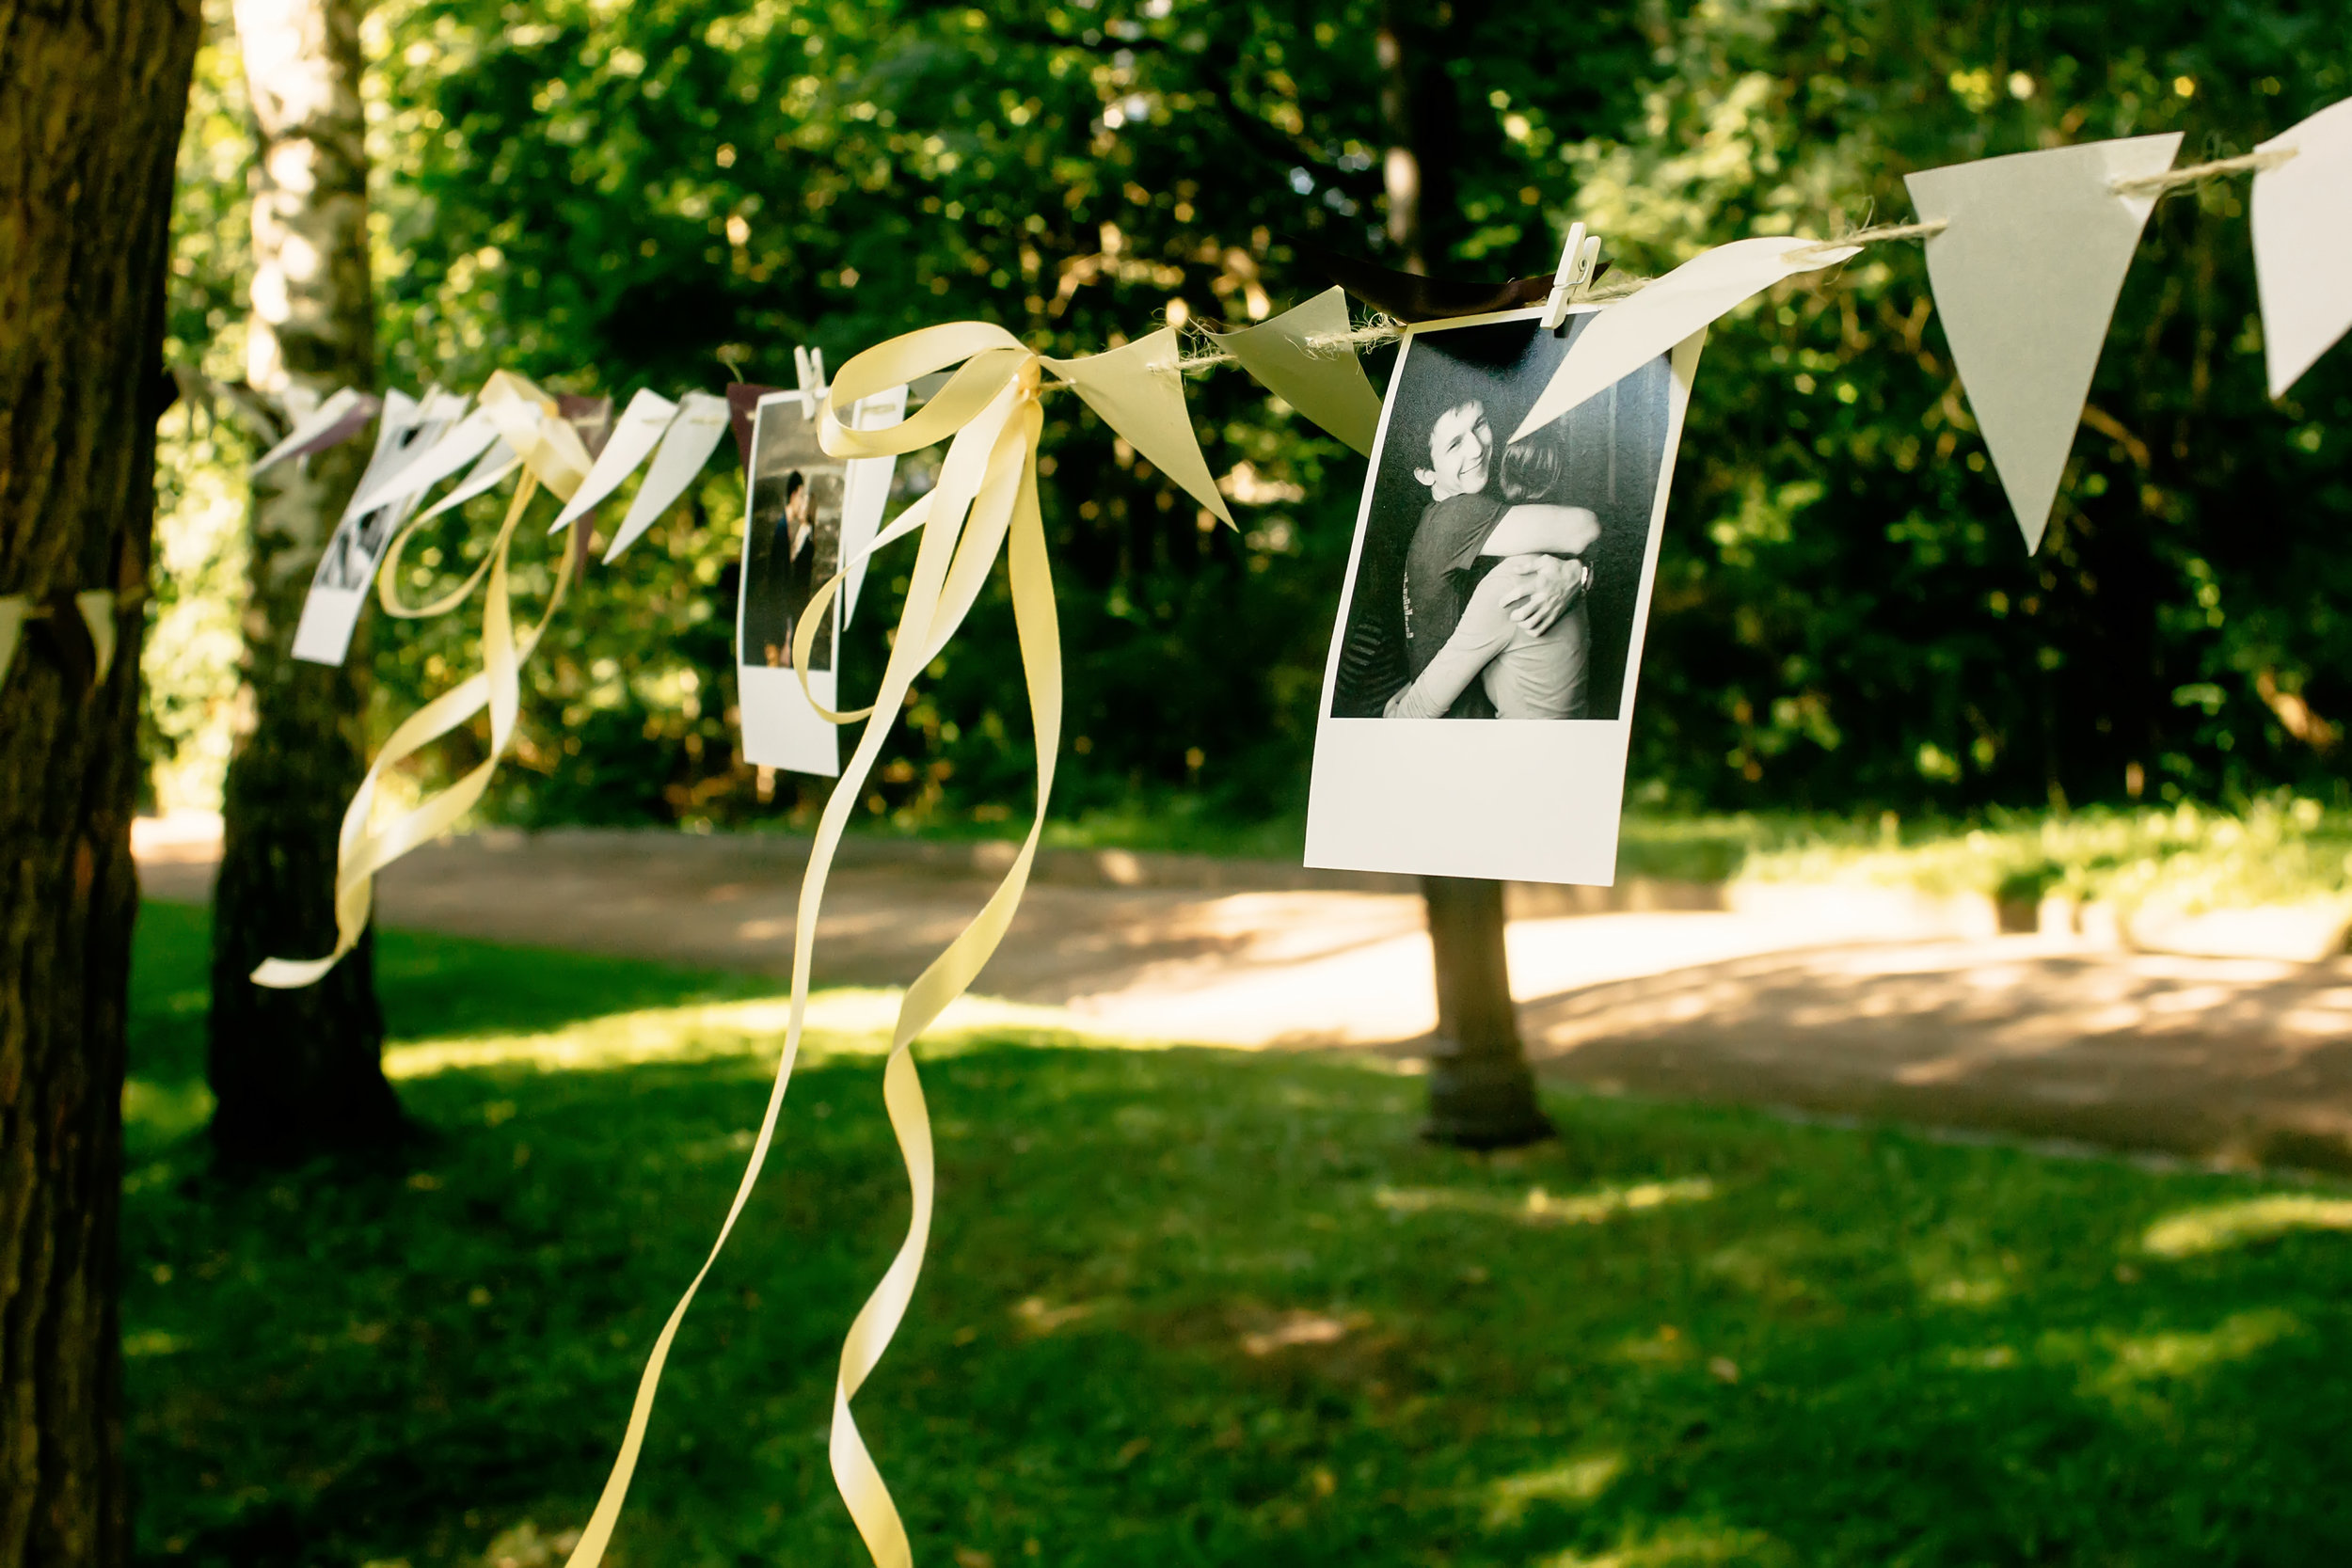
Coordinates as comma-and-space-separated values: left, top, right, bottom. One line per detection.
293, 387, 471, 666
736, 388, 849, 777
1305, 305, 1701, 885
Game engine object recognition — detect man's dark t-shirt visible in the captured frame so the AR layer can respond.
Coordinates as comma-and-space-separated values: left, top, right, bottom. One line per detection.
1402, 491, 1507, 716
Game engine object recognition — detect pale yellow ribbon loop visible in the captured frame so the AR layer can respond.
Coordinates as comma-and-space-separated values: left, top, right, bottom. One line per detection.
563, 321, 1216, 1568
252, 473, 573, 988
373, 375, 590, 620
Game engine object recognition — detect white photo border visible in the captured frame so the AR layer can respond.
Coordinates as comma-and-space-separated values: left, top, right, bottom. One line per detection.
1303, 306, 1704, 886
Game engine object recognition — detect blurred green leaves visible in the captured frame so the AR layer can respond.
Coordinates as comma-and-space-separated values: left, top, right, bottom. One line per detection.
156, 0, 2352, 832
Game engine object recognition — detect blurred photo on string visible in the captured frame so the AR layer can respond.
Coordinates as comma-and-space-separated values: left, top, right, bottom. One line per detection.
293, 388, 469, 665
1310, 307, 1698, 884
735, 388, 846, 777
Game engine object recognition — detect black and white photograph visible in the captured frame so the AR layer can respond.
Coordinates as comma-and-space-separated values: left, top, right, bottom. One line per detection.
739, 391, 842, 677
735, 388, 848, 777
1307, 307, 1699, 885
292, 388, 469, 666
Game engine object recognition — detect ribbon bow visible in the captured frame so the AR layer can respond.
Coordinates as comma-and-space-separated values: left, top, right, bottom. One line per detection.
558, 323, 1228, 1568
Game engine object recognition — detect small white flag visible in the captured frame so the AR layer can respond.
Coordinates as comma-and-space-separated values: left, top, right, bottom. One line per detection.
1905, 134, 2182, 552
2254, 96, 2352, 399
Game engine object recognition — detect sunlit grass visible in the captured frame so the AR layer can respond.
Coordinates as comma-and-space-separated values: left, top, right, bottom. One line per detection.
126, 902, 2352, 1567
2143, 1193, 2352, 1259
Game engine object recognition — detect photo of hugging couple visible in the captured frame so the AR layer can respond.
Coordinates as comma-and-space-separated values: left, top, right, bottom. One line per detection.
1329, 310, 1677, 724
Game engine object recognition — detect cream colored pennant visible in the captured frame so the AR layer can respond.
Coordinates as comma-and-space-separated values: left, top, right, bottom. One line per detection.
1205, 287, 1383, 454
0, 595, 25, 688
1905, 133, 2183, 551
2254, 96, 2352, 399
1041, 328, 1235, 526
74, 591, 116, 684
1514, 236, 1859, 439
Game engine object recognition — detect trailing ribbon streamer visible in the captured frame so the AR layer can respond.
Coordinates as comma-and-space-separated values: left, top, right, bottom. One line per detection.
556, 321, 1228, 1568
254, 373, 593, 989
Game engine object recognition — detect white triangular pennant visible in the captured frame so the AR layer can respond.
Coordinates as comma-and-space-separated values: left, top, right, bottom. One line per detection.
2254, 96, 2352, 399
1514, 236, 1858, 440
1905, 133, 2182, 551
550, 388, 679, 532
603, 391, 731, 564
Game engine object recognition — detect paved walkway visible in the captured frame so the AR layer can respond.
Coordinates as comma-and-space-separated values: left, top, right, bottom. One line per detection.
136, 817, 2352, 1171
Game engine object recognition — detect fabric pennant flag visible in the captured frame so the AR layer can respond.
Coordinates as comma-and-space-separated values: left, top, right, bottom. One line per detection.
604, 391, 731, 563
1206, 287, 1383, 455
1906, 133, 2183, 552
558, 393, 615, 460
0, 594, 26, 689
253, 386, 380, 473
73, 591, 117, 684
726, 383, 786, 469
552, 388, 680, 533
2254, 95, 2352, 399
1514, 235, 1860, 440
1041, 328, 1234, 527
838, 385, 909, 623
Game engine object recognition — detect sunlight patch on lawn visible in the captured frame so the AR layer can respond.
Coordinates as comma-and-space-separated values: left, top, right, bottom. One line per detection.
2143, 1193, 2352, 1258
1375, 1177, 1716, 1227
381, 988, 1148, 1078
2096, 1307, 2304, 1386
1538, 1519, 1792, 1567
1484, 1453, 1623, 1528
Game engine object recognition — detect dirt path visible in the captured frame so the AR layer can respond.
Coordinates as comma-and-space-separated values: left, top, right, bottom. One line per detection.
136, 818, 2352, 1171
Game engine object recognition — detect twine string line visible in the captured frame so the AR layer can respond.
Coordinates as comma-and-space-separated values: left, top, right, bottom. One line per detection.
1173, 145, 2295, 371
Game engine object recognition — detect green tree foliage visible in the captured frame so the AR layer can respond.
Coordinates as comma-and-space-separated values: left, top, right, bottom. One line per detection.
162, 0, 2352, 833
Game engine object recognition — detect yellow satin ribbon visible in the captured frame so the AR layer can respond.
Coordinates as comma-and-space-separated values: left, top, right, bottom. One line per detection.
249, 402, 588, 991
375, 372, 591, 622
559, 322, 1230, 1568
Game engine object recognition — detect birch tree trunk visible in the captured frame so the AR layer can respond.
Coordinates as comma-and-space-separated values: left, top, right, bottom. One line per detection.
206, 0, 401, 1164
0, 0, 200, 1560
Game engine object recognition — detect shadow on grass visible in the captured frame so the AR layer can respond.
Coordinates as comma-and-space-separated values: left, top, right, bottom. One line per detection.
126, 907, 2352, 1568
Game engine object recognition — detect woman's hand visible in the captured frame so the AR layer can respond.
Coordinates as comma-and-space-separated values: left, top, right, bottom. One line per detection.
1486, 555, 1589, 637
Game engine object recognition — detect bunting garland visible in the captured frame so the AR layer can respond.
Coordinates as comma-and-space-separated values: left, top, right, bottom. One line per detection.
183, 90, 2352, 1568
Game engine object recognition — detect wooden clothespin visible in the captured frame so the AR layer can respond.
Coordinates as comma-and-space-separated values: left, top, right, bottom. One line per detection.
1541, 222, 1603, 331
793, 344, 829, 419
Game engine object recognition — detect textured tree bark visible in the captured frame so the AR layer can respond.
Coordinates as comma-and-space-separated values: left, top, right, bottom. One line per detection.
0, 0, 200, 1560
1375, 0, 1550, 1148
206, 0, 402, 1165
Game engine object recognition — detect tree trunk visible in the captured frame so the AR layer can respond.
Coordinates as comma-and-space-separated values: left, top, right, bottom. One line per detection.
206, 0, 401, 1165
0, 0, 200, 1560
1378, 0, 1550, 1148
1420, 878, 1552, 1148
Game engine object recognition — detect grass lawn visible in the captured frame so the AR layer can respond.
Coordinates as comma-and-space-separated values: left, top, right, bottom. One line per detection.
127, 901, 2352, 1568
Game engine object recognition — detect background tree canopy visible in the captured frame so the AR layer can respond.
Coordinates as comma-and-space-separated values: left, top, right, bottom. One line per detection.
156, 0, 2352, 839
